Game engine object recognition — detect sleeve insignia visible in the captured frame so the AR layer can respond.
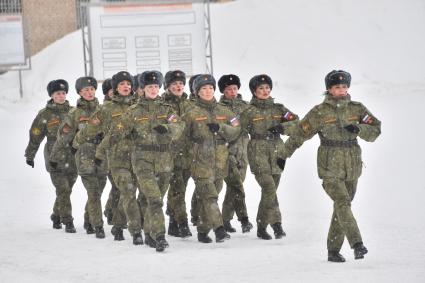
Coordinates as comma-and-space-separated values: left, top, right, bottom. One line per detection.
300, 120, 312, 134
167, 114, 178, 123
31, 127, 41, 136
230, 116, 240, 126
89, 116, 101, 126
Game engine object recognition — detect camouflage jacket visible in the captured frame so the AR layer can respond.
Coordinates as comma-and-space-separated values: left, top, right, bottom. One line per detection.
240, 96, 299, 175
108, 96, 184, 173
25, 99, 76, 173
161, 90, 193, 169
219, 94, 250, 170
182, 98, 241, 180
50, 97, 107, 176
282, 94, 381, 180
74, 94, 135, 170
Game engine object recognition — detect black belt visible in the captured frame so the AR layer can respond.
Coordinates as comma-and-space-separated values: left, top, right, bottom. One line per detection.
136, 144, 170, 152
320, 139, 358, 147
192, 138, 227, 145
250, 133, 281, 140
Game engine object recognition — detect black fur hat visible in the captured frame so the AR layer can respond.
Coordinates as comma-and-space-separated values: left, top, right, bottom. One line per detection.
132, 75, 139, 91
111, 71, 133, 91
75, 76, 97, 93
249, 74, 272, 94
47, 79, 69, 96
102, 78, 112, 95
325, 70, 351, 89
193, 74, 216, 95
189, 74, 202, 95
138, 71, 163, 88
164, 70, 186, 89
218, 74, 241, 93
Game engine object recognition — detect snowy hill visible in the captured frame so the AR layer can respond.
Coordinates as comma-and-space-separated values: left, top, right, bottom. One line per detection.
1, 0, 425, 282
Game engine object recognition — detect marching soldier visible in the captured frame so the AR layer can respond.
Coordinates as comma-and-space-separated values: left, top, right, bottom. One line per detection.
25, 79, 78, 233
50, 77, 108, 239
162, 70, 193, 238
240, 74, 299, 240
218, 74, 253, 233
183, 74, 240, 243
108, 71, 184, 252
280, 70, 381, 262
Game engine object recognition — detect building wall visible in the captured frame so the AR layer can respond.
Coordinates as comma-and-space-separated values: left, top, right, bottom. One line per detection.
23, 0, 77, 55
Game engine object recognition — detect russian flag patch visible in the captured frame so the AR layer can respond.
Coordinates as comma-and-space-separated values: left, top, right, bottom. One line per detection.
230, 116, 240, 126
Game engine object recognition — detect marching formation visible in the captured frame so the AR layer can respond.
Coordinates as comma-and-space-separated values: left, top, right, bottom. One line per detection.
24, 69, 381, 261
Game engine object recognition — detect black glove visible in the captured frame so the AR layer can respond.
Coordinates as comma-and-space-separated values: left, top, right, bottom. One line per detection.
93, 132, 104, 144
26, 160, 34, 168
267, 124, 284, 134
276, 158, 286, 170
94, 158, 103, 166
49, 161, 58, 170
70, 146, 77, 155
344, 124, 360, 134
153, 125, 168, 134
206, 123, 220, 133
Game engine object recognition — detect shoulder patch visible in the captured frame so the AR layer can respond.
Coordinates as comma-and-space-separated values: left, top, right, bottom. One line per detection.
31, 127, 41, 136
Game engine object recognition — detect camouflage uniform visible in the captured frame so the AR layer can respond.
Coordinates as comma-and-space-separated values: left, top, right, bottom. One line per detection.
240, 97, 298, 231
74, 94, 137, 235
183, 98, 240, 234
161, 90, 193, 225
25, 99, 77, 224
219, 94, 251, 225
281, 93, 381, 253
50, 97, 108, 230
109, 96, 184, 241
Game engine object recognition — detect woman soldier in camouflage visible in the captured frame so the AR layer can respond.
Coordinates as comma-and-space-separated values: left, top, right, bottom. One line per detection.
50, 77, 108, 239
25, 79, 78, 233
107, 71, 184, 252
281, 70, 381, 262
183, 74, 240, 243
239, 74, 299, 240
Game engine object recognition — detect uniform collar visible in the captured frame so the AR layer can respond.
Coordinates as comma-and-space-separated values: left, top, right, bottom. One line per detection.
196, 97, 217, 111
77, 97, 99, 111
163, 90, 188, 102
250, 96, 274, 108
46, 99, 71, 112
324, 93, 351, 107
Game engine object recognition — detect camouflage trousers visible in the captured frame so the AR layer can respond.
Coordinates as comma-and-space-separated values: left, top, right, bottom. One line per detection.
323, 178, 362, 251
81, 174, 107, 228
193, 178, 224, 234
166, 167, 191, 224
222, 162, 248, 222
49, 171, 78, 224
111, 167, 141, 235
254, 173, 282, 228
104, 173, 120, 221
133, 168, 170, 239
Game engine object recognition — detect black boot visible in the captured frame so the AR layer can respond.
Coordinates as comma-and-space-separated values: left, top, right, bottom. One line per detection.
133, 232, 144, 245
328, 251, 346, 262
95, 226, 105, 239
65, 221, 76, 233
178, 220, 192, 238
112, 226, 124, 241
84, 222, 95, 234
191, 216, 198, 226
145, 233, 156, 248
168, 216, 181, 237
103, 210, 113, 225
215, 226, 231, 243
354, 242, 368, 259
197, 232, 212, 243
240, 217, 253, 233
155, 235, 169, 252
257, 226, 272, 240
50, 214, 62, 229
224, 221, 236, 233
271, 222, 286, 239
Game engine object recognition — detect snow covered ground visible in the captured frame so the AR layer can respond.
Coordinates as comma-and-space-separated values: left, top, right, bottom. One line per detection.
0, 0, 424, 282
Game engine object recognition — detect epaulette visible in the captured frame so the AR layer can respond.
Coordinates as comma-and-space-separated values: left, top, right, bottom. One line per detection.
350, 100, 362, 105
